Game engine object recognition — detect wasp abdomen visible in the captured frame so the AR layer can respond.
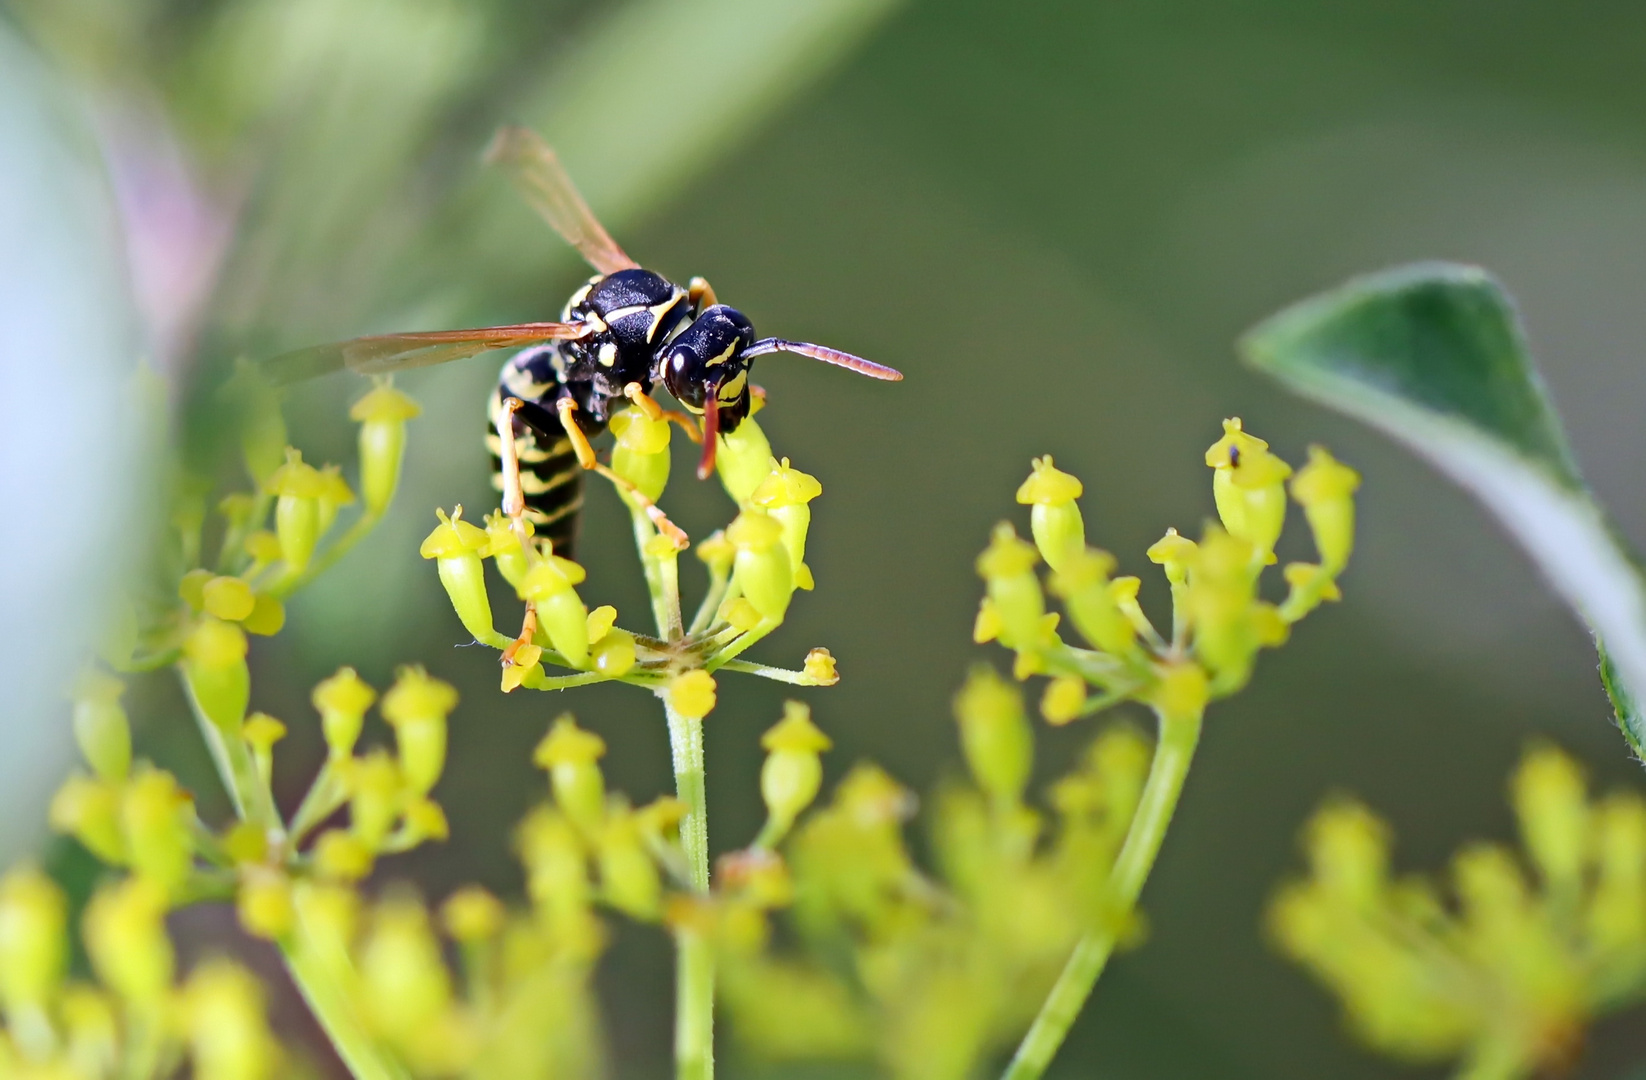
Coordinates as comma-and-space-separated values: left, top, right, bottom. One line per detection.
489, 346, 585, 555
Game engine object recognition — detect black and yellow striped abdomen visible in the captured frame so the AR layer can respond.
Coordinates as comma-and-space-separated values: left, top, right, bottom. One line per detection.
488, 346, 585, 555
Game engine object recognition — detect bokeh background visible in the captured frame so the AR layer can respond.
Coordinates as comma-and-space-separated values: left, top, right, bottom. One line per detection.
8, 0, 1646, 1076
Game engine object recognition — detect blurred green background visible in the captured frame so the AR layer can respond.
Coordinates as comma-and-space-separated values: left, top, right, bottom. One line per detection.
11, 0, 1646, 1076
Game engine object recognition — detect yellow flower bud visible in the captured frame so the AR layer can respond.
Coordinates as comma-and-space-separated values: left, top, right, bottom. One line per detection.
1278, 562, 1342, 623
610, 406, 672, 501
202, 575, 256, 622
695, 530, 735, 574
351, 382, 421, 515
586, 605, 618, 644
521, 557, 590, 666
1041, 675, 1087, 725
501, 644, 542, 693
420, 509, 494, 643
345, 751, 404, 849
1512, 744, 1588, 896
72, 670, 131, 782
598, 815, 662, 919
669, 670, 718, 720
267, 449, 326, 572
441, 886, 505, 942
179, 567, 213, 611
314, 830, 375, 882
976, 522, 1044, 647
716, 417, 774, 505
312, 667, 376, 758
241, 594, 285, 636
760, 702, 832, 832
728, 511, 794, 621
360, 897, 453, 1042
313, 464, 356, 541
183, 618, 250, 733
242, 712, 286, 753
381, 666, 457, 796
1049, 547, 1133, 655
721, 597, 763, 632
534, 715, 607, 832
183, 958, 280, 1080
1016, 456, 1086, 572
50, 774, 125, 863
516, 807, 590, 915
402, 799, 450, 845
953, 667, 1033, 806
1206, 419, 1291, 562
237, 870, 295, 940
121, 766, 194, 897
1146, 528, 1197, 586
0, 866, 67, 1007
480, 511, 532, 590
1290, 445, 1360, 573
222, 821, 267, 865
83, 877, 173, 1003
752, 458, 823, 571
803, 648, 838, 686
244, 530, 282, 566
593, 629, 637, 677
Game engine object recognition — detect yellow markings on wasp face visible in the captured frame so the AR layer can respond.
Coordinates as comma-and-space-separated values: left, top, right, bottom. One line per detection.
718, 370, 748, 403
598, 342, 618, 367
705, 340, 739, 367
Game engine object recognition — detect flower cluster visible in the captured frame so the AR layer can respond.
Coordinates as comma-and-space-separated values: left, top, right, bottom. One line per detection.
422, 402, 837, 701
690, 684, 1149, 1080
976, 418, 1358, 722
1271, 743, 1646, 1080
0, 864, 280, 1080
109, 371, 419, 674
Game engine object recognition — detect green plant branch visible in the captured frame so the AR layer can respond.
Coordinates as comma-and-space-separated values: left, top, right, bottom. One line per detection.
1000, 702, 1204, 1080
664, 697, 715, 1079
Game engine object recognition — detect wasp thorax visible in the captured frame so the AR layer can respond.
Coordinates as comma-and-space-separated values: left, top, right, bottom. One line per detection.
661, 305, 757, 428
564, 269, 690, 386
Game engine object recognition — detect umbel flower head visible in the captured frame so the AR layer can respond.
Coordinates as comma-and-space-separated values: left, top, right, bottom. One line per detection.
1270, 743, 1646, 1080
975, 418, 1357, 719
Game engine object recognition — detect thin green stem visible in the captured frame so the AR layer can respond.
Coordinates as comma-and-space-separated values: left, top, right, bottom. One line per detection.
704, 618, 781, 672
664, 699, 714, 1079
179, 666, 407, 1080
716, 659, 823, 685
689, 562, 732, 636
280, 929, 411, 1080
631, 505, 673, 636
1000, 704, 1203, 1080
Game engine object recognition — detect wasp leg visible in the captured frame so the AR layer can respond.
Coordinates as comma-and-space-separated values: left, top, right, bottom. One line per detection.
622, 382, 702, 443
556, 396, 689, 548
493, 396, 545, 668
495, 397, 530, 530
688, 276, 717, 314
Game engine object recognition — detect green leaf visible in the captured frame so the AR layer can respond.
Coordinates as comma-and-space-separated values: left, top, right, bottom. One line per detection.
1240, 262, 1646, 757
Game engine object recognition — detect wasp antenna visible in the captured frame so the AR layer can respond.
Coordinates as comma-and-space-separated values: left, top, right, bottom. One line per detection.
697, 393, 720, 480
742, 338, 902, 381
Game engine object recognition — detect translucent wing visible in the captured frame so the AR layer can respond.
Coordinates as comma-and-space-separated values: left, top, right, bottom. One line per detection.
485, 125, 640, 275
263, 322, 590, 384
741, 338, 904, 380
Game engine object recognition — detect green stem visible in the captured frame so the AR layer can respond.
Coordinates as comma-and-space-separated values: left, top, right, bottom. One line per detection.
632, 506, 673, 636
704, 618, 781, 672
664, 699, 714, 1079
265, 511, 382, 600
180, 668, 408, 1080
689, 562, 732, 636
280, 930, 411, 1080
1000, 703, 1203, 1080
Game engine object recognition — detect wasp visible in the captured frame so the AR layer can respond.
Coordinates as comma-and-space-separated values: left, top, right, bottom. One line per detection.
266, 126, 902, 555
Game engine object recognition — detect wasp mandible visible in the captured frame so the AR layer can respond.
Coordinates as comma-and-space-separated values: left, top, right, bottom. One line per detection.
265, 126, 902, 554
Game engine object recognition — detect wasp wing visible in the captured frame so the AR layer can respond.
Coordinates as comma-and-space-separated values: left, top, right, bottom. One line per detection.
486, 126, 640, 276
263, 322, 590, 384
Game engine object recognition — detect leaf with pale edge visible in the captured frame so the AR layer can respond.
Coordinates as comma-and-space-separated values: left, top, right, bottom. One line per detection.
1241, 262, 1646, 757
